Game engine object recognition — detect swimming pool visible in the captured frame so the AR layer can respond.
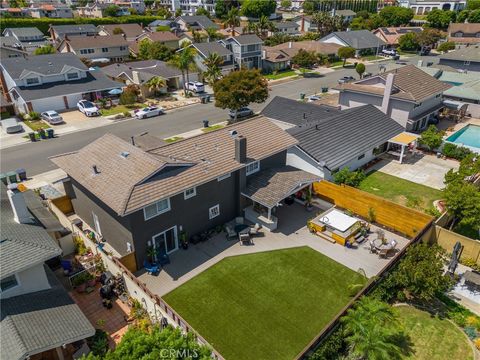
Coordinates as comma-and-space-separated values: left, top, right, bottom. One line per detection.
446, 125, 480, 152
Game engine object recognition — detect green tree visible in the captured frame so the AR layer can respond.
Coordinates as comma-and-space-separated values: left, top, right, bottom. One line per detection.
355, 62, 366, 78
206, 27, 223, 41
175, 8, 182, 17
203, 52, 223, 85
169, 45, 197, 94
468, 0, 480, 9
416, 28, 444, 47
195, 7, 211, 18
112, 27, 124, 35
333, 167, 366, 187
337, 46, 355, 66
398, 32, 420, 51
145, 76, 166, 96
468, 9, 480, 22
213, 69, 268, 121
138, 39, 173, 61
457, 9, 471, 22
341, 297, 404, 360
280, 0, 291, 8
418, 125, 444, 151
302, 0, 315, 14
241, 0, 276, 18
437, 41, 456, 52
379, 6, 414, 26
34, 44, 56, 55
223, 7, 240, 28
350, 16, 368, 30
312, 12, 346, 36
215, 0, 228, 19
291, 49, 317, 72
427, 9, 457, 29
103, 5, 120, 17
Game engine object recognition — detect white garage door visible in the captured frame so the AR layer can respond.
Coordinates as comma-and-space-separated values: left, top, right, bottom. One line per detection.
31, 96, 67, 113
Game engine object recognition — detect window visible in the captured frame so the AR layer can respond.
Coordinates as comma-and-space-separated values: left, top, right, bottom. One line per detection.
120, 46, 127, 51
1, 274, 19, 292
143, 198, 171, 220
464, 61, 471, 66
357, 154, 365, 160
67, 72, 78, 80
26, 77, 39, 85
246, 160, 260, 176
184, 187, 196, 199
209, 204, 220, 220
455, 32, 463, 37
247, 44, 257, 52
79, 48, 94, 54
101, 47, 109, 53
217, 173, 231, 181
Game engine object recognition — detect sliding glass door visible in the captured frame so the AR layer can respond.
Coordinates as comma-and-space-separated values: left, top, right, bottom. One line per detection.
153, 226, 178, 257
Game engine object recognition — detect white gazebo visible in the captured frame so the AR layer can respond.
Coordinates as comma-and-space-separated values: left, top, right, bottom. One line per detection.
386, 132, 419, 164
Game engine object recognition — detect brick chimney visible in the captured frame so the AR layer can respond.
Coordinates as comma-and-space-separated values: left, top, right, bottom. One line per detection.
381, 73, 395, 115
235, 136, 247, 163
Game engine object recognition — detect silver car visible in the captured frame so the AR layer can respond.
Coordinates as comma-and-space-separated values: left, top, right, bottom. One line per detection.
41, 110, 64, 125
229, 107, 253, 119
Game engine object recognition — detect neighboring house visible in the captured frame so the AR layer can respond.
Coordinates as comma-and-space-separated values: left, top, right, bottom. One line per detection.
0, 37, 27, 59
173, 1, 215, 16
148, 19, 178, 32
101, 60, 196, 96
320, 30, 386, 56
2, 27, 49, 53
0, 8, 30, 17
1, 93, 15, 116
334, 9, 356, 23
262, 47, 291, 72
398, 0, 466, 15
76, 2, 130, 18
174, 15, 219, 32
132, 31, 180, 53
222, 34, 263, 69
29, 4, 73, 18
189, 42, 235, 75
447, 23, 480, 46
58, 35, 129, 63
268, 21, 300, 36
438, 46, 480, 72
373, 27, 423, 48
335, 65, 452, 132
262, 96, 404, 179
0, 53, 123, 113
98, 23, 147, 41
0, 183, 95, 360
50, 116, 313, 267
49, 24, 98, 42
293, 15, 316, 32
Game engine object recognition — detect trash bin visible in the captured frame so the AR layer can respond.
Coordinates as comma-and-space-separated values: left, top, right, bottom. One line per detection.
46, 128, 54, 139
201, 97, 207, 104
206, 95, 211, 102
16, 168, 27, 181
322, 87, 328, 93
0, 173, 7, 186
203, 120, 209, 128
300, 93, 305, 100
38, 128, 46, 139
28, 132, 36, 142
6, 171, 17, 184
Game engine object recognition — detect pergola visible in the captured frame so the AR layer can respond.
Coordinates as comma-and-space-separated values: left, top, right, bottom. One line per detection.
386, 132, 419, 164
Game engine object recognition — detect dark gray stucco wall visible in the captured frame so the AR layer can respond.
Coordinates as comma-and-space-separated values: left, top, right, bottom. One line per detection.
66, 179, 133, 256
259, 150, 287, 169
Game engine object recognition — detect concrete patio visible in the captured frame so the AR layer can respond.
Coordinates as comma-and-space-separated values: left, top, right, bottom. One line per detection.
137, 202, 410, 297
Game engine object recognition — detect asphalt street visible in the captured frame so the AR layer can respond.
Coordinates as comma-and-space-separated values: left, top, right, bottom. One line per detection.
0, 55, 436, 176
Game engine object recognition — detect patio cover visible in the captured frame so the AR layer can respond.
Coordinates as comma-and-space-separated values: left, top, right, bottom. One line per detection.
443, 99, 468, 110
388, 132, 419, 146
242, 166, 321, 209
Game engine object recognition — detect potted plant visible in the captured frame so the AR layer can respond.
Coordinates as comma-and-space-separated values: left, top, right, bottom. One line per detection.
305, 188, 314, 212
146, 246, 156, 262
86, 272, 96, 287
72, 272, 88, 293
180, 231, 188, 249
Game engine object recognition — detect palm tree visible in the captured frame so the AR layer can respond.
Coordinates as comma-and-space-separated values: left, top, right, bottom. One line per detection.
145, 76, 166, 96
168, 52, 189, 94
257, 15, 273, 37
203, 53, 223, 85
206, 27, 220, 42
223, 8, 240, 29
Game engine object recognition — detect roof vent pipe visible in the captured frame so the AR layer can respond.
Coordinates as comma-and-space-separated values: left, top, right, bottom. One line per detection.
92, 165, 100, 175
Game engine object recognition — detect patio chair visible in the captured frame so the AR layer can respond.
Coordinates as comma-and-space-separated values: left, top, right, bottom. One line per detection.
239, 232, 252, 246
225, 224, 237, 240
378, 248, 389, 259
368, 240, 377, 254
249, 223, 262, 236
143, 260, 160, 275
61, 259, 73, 274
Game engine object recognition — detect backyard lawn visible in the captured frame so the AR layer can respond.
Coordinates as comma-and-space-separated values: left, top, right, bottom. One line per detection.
397, 306, 473, 360
163, 247, 365, 360
359, 171, 443, 212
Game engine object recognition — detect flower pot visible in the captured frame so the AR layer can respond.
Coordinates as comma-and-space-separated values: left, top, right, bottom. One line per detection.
76, 282, 87, 293
87, 279, 97, 287
181, 242, 189, 250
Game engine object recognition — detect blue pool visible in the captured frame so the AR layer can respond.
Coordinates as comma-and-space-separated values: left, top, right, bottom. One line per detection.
446, 125, 480, 152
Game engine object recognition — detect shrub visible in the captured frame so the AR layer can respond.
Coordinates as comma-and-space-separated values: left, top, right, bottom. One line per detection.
437, 41, 456, 52
309, 326, 347, 359
87, 329, 109, 356
333, 168, 366, 187
73, 236, 88, 255
119, 91, 136, 105
442, 142, 472, 160
475, 338, 480, 350
28, 111, 40, 120
122, 110, 131, 117
418, 125, 444, 151
464, 326, 478, 339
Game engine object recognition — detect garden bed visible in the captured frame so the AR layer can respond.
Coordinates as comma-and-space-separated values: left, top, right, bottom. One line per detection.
23, 119, 49, 131
201, 124, 225, 133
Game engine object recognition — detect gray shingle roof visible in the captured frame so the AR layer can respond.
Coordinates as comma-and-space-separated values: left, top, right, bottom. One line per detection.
177, 15, 218, 29
102, 60, 183, 81
50, 24, 97, 36
321, 30, 385, 49
1, 267, 95, 360
336, 9, 356, 16
192, 42, 232, 58
1, 36, 19, 47
439, 45, 480, 62
261, 96, 342, 127
229, 34, 263, 45
2, 27, 44, 38
289, 105, 404, 170
274, 21, 298, 29
0, 184, 61, 279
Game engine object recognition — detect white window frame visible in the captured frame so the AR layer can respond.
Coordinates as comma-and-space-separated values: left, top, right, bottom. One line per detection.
143, 198, 171, 220
184, 187, 196, 200
217, 173, 231, 181
0, 273, 20, 293
67, 72, 79, 80
246, 160, 260, 176
209, 204, 220, 220
26, 77, 40, 85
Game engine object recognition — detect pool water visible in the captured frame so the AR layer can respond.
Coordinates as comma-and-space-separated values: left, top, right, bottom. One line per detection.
446, 125, 480, 151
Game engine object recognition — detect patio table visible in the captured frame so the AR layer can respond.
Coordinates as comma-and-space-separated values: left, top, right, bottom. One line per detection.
234, 224, 249, 234
373, 239, 392, 251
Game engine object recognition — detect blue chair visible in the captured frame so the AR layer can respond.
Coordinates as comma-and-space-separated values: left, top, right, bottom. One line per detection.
61, 259, 73, 274
143, 260, 160, 275
156, 249, 170, 267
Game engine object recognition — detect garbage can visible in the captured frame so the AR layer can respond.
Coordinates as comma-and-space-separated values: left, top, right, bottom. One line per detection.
203, 120, 209, 128
46, 128, 54, 139
201, 97, 207, 104
16, 168, 27, 181
6, 171, 17, 184
28, 132, 36, 142
322, 87, 328, 93
300, 93, 305, 100
0, 173, 7, 186
38, 128, 46, 139
206, 95, 211, 102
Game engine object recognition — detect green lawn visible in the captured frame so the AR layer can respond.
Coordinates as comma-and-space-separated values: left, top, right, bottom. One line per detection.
361, 55, 384, 61
164, 136, 184, 143
23, 119, 49, 131
201, 124, 225, 133
163, 247, 365, 360
329, 60, 352, 68
99, 104, 142, 116
397, 306, 473, 360
265, 69, 297, 80
359, 171, 443, 212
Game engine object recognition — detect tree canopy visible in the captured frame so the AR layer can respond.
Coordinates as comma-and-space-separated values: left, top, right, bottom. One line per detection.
398, 32, 420, 51
418, 125, 444, 151
338, 46, 355, 66
241, 0, 276, 18
427, 9, 457, 29
138, 39, 174, 61
437, 41, 456, 52
355, 62, 366, 78
379, 6, 414, 26
291, 49, 317, 69
34, 44, 56, 55
103, 5, 120, 17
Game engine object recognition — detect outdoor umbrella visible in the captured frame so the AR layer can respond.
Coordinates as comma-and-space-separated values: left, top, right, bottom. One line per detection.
108, 88, 123, 95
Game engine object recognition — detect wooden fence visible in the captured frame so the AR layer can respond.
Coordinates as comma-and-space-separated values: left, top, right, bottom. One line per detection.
433, 225, 480, 265
313, 181, 433, 238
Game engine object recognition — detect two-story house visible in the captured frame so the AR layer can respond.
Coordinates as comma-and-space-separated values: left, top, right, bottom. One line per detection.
49, 24, 98, 43
334, 9, 356, 23
0, 37, 27, 59
1, 183, 95, 360
222, 34, 263, 70
0, 53, 123, 113
398, 0, 466, 15
189, 42, 235, 75
50, 116, 320, 269
2, 27, 49, 53
58, 35, 130, 63
29, 4, 74, 18
174, 15, 219, 32
438, 46, 480, 72
447, 23, 480, 46
76, 2, 130, 18
130, 31, 180, 56
335, 65, 452, 132
97, 23, 148, 41
268, 21, 300, 37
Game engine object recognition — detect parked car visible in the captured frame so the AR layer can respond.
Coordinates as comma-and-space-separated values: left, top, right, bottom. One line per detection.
41, 110, 64, 125
382, 49, 397, 56
0, 117, 23, 133
134, 106, 164, 119
395, 60, 408, 65
362, 72, 372, 78
77, 100, 100, 117
338, 76, 355, 84
229, 107, 253, 119
307, 95, 320, 102
186, 81, 205, 93
418, 46, 431, 56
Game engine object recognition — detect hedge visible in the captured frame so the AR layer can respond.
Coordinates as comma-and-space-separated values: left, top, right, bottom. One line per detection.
0, 15, 164, 34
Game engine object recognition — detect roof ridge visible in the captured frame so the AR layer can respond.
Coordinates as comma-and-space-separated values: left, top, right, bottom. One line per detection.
4, 236, 59, 252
